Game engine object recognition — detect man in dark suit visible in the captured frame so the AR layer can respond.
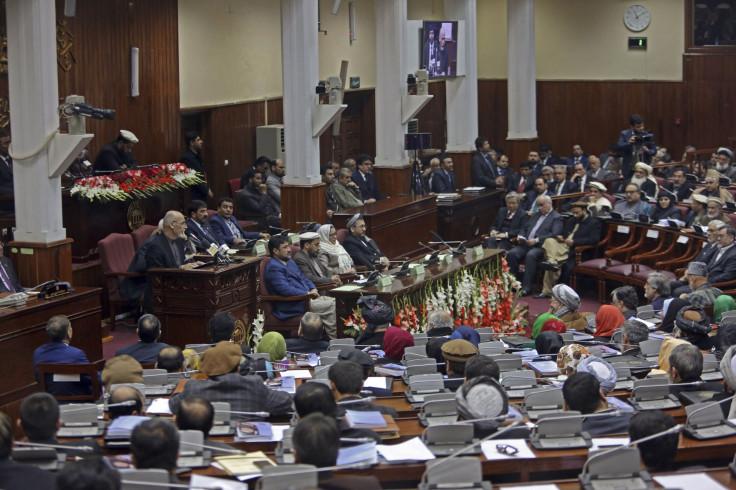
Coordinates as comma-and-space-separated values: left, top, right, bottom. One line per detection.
0, 241, 21, 293
495, 154, 516, 191
565, 143, 589, 168
238, 168, 282, 229
351, 155, 387, 202
571, 162, 595, 193
549, 165, 575, 196
0, 412, 56, 490
178, 131, 213, 203
0, 131, 13, 214
322, 165, 339, 221
422, 26, 439, 74
538, 201, 601, 297
285, 312, 329, 354
342, 214, 389, 271
470, 137, 502, 189
613, 113, 656, 178
665, 169, 695, 202
210, 197, 267, 247
538, 144, 562, 170
92, 129, 139, 173
184, 200, 221, 250
32, 315, 95, 397
115, 314, 168, 363
264, 235, 337, 337
430, 154, 457, 193
706, 225, 736, 284
508, 161, 534, 197
485, 192, 527, 250
586, 155, 618, 181
239, 156, 271, 189
329, 361, 399, 418
522, 177, 550, 212
506, 195, 563, 296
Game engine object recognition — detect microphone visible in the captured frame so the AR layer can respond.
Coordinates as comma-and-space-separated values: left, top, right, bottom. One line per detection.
179, 440, 246, 455
417, 242, 440, 265
684, 393, 736, 426
575, 340, 639, 349
106, 400, 138, 408
580, 423, 684, 476
14, 441, 94, 452
337, 396, 377, 405
210, 409, 269, 418
419, 420, 523, 484
454, 413, 522, 425
119, 481, 224, 490
353, 344, 381, 349
428, 231, 466, 255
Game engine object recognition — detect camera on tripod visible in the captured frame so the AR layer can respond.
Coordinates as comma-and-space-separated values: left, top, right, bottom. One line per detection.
633, 129, 653, 144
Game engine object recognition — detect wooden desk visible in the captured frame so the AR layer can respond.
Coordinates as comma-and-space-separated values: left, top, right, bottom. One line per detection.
149, 258, 261, 347
0, 287, 102, 408
329, 249, 504, 336
436, 190, 503, 246
331, 195, 437, 260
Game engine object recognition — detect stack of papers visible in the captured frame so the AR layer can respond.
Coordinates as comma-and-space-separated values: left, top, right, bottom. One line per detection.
374, 363, 406, 377
376, 437, 435, 462
336, 442, 378, 466
344, 410, 387, 429
215, 451, 275, 478
279, 369, 312, 379
106, 416, 150, 438
146, 398, 172, 415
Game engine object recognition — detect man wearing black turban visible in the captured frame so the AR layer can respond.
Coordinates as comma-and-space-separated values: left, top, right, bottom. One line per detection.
355, 296, 395, 347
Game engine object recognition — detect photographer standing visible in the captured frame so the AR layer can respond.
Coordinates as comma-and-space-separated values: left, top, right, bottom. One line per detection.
613, 114, 656, 178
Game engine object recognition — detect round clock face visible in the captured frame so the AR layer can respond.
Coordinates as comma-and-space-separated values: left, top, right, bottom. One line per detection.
625, 5, 651, 32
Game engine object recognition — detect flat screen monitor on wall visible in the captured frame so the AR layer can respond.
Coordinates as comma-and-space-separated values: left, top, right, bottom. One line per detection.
421, 21, 458, 79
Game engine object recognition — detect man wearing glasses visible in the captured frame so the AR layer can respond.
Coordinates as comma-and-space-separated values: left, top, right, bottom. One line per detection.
612, 184, 651, 220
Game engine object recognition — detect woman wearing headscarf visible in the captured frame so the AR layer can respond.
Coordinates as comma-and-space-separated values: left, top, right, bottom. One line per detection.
531, 313, 559, 340
660, 298, 690, 333
650, 193, 683, 222
541, 318, 566, 334
594, 305, 625, 340
317, 224, 355, 274
714, 295, 736, 325
354, 296, 395, 347
674, 305, 714, 350
535, 331, 564, 355
376, 326, 414, 364
450, 325, 481, 347
256, 331, 287, 362
549, 284, 589, 331
557, 344, 591, 376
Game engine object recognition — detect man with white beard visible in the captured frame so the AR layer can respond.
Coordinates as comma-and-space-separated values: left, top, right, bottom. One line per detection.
691, 169, 734, 203
623, 162, 657, 199
711, 147, 736, 180
701, 198, 727, 227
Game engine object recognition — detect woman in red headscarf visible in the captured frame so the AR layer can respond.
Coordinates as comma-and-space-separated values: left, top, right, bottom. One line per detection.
594, 305, 626, 340
376, 326, 415, 364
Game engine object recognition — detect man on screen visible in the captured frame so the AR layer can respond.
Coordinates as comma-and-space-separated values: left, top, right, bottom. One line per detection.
422, 27, 439, 75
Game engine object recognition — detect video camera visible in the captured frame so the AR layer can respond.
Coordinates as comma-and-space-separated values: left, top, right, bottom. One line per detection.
633, 129, 654, 144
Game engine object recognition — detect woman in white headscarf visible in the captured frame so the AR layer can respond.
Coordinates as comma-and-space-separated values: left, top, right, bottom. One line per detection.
317, 224, 355, 274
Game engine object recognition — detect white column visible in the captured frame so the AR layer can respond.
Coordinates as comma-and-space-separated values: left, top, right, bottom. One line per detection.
444, 0, 478, 151
507, 0, 537, 139
374, 0, 408, 167
281, 0, 321, 185
6, 0, 66, 242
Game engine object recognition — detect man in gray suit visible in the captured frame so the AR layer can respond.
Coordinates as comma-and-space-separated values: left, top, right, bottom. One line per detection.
506, 195, 563, 296
293, 232, 341, 287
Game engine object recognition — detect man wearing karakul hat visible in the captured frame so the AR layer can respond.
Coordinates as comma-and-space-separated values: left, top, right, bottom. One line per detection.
441, 339, 479, 391
691, 168, 734, 203
93, 129, 139, 173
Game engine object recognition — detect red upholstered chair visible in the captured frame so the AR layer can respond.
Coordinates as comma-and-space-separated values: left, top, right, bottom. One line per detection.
336, 229, 349, 245
654, 176, 667, 187
37, 363, 102, 402
131, 224, 157, 250
98, 233, 141, 330
604, 193, 617, 206
258, 257, 310, 339
206, 209, 217, 221
726, 212, 736, 230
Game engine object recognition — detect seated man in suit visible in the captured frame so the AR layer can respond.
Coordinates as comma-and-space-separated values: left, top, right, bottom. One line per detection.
237, 168, 282, 230
0, 412, 55, 490
168, 341, 293, 417
265, 235, 337, 339
293, 232, 341, 288
207, 311, 252, 355
521, 177, 549, 213
130, 419, 182, 484
470, 136, 503, 189
566, 143, 588, 168
549, 165, 575, 209
678, 261, 724, 308
586, 155, 617, 181
538, 201, 601, 298
114, 314, 168, 363
184, 200, 221, 250
209, 197, 268, 248
342, 214, 389, 271
292, 413, 382, 489
675, 226, 736, 296
32, 315, 94, 397
508, 160, 534, 197
430, 154, 457, 194
495, 153, 516, 190
665, 168, 694, 202
333, 167, 365, 209
239, 156, 271, 189
506, 195, 563, 296
613, 183, 651, 219
562, 372, 631, 435
156, 346, 185, 373
0, 240, 22, 293
485, 191, 527, 250
329, 361, 398, 418
667, 343, 722, 397
571, 162, 594, 193
285, 312, 329, 354
351, 155, 387, 202
173, 397, 236, 453
620, 319, 649, 357
623, 162, 657, 199
644, 272, 672, 312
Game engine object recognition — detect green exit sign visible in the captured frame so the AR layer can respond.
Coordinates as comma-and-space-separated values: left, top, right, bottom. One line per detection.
628, 37, 647, 49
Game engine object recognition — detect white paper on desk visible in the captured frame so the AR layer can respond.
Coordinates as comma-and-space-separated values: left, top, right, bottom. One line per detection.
364, 377, 389, 389
53, 374, 80, 382
654, 473, 728, 489
589, 437, 629, 451
354, 277, 369, 284
605, 396, 634, 412
377, 437, 435, 462
481, 439, 536, 460
190, 474, 248, 490
279, 369, 312, 379
632, 317, 657, 330
499, 485, 559, 490
146, 398, 172, 415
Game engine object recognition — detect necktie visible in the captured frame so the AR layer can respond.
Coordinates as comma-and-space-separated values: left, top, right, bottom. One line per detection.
0, 264, 15, 292
506, 212, 511, 220
518, 178, 525, 194
483, 155, 496, 178
225, 219, 242, 239
528, 213, 547, 240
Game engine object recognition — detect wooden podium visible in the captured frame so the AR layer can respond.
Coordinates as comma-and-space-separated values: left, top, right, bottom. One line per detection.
149, 258, 261, 347
331, 195, 437, 260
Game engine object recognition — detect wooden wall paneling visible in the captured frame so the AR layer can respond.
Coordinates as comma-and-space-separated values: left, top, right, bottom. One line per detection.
684, 54, 736, 150
55, 0, 180, 166
477, 80, 508, 159
319, 89, 376, 164
373, 164, 413, 197
280, 183, 326, 231
415, 80, 446, 151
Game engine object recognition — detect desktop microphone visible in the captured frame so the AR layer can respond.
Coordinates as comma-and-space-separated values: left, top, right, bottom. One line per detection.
106, 400, 138, 408
417, 242, 441, 265
179, 440, 245, 455
429, 231, 466, 255
210, 409, 269, 418
14, 441, 94, 452
684, 392, 735, 426
337, 396, 377, 405
119, 481, 222, 490
576, 340, 639, 349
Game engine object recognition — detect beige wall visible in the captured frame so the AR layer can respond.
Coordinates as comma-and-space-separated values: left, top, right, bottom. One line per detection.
179, 0, 685, 108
